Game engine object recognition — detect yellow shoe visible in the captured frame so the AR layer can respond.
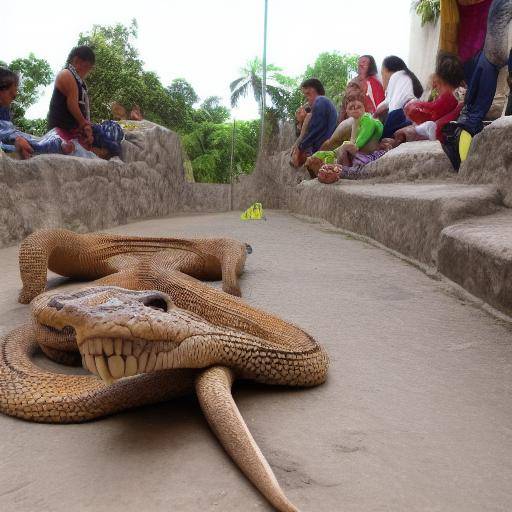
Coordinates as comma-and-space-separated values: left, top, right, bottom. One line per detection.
459, 130, 472, 162
241, 202, 264, 220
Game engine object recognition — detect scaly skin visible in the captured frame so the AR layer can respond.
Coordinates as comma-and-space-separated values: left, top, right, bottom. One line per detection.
1, 230, 329, 512
18, 229, 249, 303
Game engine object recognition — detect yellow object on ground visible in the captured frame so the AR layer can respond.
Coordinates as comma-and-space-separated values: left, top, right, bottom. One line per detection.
241, 202, 264, 220
459, 130, 473, 162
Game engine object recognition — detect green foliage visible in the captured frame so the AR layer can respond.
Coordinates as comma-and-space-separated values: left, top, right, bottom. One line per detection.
303, 52, 358, 107
182, 120, 259, 183
230, 58, 295, 121
412, 0, 440, 26
167, 78, 199, 107
0, 54, 53, 134
230, 52, 358, 123
16, 117, 48, 137
77, 20, 192, 131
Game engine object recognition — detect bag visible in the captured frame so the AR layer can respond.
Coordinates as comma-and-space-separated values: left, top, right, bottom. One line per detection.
317, 164, 342, 184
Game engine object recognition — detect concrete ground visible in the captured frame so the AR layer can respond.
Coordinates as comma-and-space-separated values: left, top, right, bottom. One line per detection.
1, 211, 511, 512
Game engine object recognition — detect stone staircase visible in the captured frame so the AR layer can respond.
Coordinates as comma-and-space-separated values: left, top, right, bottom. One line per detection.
236, 116, 512, 318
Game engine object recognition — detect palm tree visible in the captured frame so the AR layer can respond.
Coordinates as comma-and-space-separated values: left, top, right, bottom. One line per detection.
229, 57, 288, 112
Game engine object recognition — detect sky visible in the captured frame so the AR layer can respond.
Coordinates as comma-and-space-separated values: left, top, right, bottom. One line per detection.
1, 0, 412, 120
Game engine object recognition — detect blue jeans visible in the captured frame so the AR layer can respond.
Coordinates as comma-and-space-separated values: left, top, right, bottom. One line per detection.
382, 109, 411, 139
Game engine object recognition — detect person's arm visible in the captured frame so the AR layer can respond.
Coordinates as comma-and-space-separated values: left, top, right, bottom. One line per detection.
375, 72, 397, 116
370, 77, 385, 107
55, 69, 90, 130
298, 98, 328, 151
374, 99, 388, 117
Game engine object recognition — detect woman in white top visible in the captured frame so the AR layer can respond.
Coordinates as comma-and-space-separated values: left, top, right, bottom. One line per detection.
374, 56, 424, 138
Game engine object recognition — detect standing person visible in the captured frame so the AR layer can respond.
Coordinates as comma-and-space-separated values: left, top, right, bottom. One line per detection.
374, 56, 424, 138
296, 78, 338, 157
357, 55, 385, 113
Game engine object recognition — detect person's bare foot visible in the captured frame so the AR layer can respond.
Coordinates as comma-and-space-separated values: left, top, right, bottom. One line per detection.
61, 141, 75, 155
15, 136, 34, 159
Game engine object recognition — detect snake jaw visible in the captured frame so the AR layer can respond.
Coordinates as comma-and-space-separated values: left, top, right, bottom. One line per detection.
31, 286, 225, 384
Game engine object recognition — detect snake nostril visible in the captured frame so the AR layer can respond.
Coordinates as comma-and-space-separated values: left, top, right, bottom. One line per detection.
48, 298, 64, 311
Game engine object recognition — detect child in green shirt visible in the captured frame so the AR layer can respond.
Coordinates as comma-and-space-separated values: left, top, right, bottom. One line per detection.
335, 93, 383, 166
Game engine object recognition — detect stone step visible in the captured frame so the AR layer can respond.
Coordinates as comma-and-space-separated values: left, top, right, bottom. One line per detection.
291, 181, 501, 265
439, 211, 512, 316
364, 140, 455, 181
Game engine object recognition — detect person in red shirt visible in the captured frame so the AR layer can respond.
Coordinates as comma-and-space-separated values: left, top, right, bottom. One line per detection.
357, 55, 385, 113
399, 52, 466, 142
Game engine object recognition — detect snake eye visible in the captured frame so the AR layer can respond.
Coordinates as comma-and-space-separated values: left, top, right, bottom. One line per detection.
140, 294, 169, 312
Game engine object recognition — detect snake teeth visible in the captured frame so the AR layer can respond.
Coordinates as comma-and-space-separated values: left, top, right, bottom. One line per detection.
79, 337, 176, 382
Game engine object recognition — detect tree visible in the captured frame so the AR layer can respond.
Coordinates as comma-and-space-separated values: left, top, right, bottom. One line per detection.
167, 78, 199, 107
194, 96, 230, 124
1, 54, 53, 135
182, 120, 258, 183
77, 20, 192, 131
303, 52, 358, 107
230, 57, 290, 113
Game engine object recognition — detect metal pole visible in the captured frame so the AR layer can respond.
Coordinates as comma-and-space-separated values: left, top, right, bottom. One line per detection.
260, 0, 268, 151
229, 118, 236, 210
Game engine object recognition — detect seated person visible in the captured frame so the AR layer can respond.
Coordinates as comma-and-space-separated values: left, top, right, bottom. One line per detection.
357, 55, 386, 114
290, 104, 312, 167
48, 46, 123, 160
306, 93, 384, 177
398, 52, 465, 143
0, 68, 74, 158
374, 56, 424, 139
442, 0, 512, 169
335, 93, 384, 166
337, 79, 371, 123
111, 102, 128, 121
130, 104, 144, 121
294, 78, 337, 163
322, 76, 385, 152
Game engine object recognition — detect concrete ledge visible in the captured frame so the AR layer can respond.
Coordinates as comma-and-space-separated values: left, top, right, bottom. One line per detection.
290, 181, 501, 265
364, 140, 455, 181
439, 210, 512, 316
0, 122, 231, 247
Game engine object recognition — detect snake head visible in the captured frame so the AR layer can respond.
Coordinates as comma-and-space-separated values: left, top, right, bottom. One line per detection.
33, 286, 224, 384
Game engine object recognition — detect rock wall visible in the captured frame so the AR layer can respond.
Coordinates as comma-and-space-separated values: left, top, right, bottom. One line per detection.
459, 116, 512, 206
0, 121, 231, 247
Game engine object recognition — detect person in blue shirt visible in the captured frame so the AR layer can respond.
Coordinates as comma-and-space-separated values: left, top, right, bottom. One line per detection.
297, 78, 338, 156
0, 67, 75, 158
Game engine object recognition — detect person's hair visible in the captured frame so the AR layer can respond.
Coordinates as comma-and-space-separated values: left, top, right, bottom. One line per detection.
360, 55, 378, 77
435, 51, 465, 88
382, 55, 424, 98
346, 78, 363, 91
345, 92, 366, 107
67, 45, 96, 65
300, 78, 325, 96
0, 68, 19, 91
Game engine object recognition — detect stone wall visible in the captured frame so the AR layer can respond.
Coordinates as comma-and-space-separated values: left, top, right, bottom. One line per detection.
0, 121, 231, 247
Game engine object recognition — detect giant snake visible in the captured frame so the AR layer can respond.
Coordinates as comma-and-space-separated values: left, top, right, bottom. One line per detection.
0, 229, 329, 511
